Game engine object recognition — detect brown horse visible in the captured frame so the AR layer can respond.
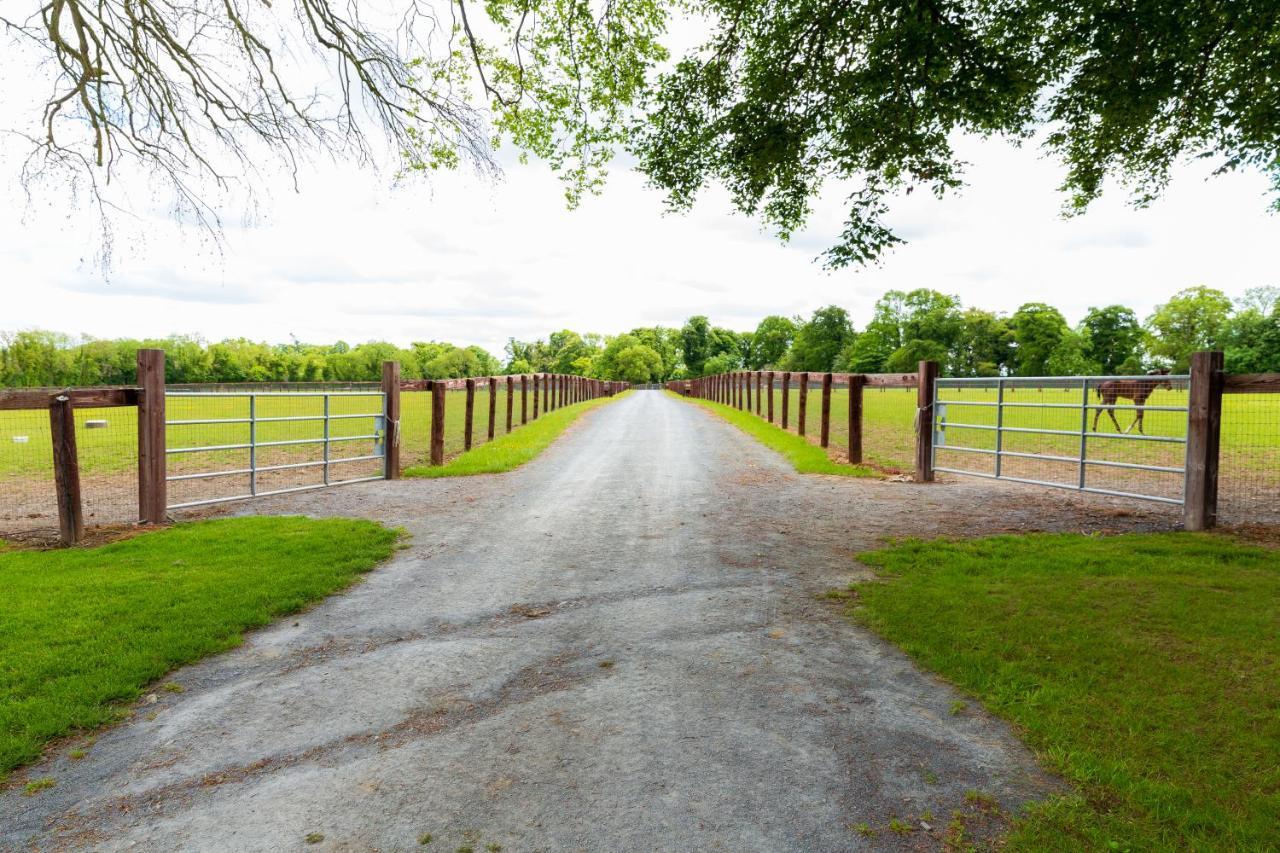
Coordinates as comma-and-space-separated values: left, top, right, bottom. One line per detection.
1092, 370, 1173, 434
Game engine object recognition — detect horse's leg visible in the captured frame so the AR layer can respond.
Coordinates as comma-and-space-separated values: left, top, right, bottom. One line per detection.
1107, 397, 1124, 432
1134, 405, 1146, 435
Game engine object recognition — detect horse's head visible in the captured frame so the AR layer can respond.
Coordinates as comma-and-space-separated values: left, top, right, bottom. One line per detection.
1147, 368, 1173, 391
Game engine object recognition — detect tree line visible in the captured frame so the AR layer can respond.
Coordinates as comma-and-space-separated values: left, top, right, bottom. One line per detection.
3, 285, 1277, 388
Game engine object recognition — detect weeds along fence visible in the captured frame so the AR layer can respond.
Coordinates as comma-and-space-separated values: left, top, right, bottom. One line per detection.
1, 350, 626, 545
668, 354, 1280, 530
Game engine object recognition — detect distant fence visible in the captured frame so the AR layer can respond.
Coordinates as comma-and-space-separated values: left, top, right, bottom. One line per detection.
668, 354, 1280, 530
0, 351, 627, 544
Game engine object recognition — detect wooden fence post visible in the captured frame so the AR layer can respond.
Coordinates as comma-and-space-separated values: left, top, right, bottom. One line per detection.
464, 378, 476, 450
766, 372, 775, 422
50, 394, 84, 545
381, 361, 400, 479
848, 375, 865, 464
430, 381, 446, 465
521, 376, 529, 424
781, 372, 791, 428
820, 373, 832, 448
754, 373, 762, 416
1185, 350, 1224, 531
506, 376, 514, 432
488, 377, 498, 440
797, 373, 809, 436
915, 361, 939, 483
136, 348, 166, 524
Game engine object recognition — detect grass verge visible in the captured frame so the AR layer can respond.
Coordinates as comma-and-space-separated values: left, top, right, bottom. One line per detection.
848, 532, 1280, 849
669, 391, 877, 478
403, 392, 629, 478
1, 516, 399, 779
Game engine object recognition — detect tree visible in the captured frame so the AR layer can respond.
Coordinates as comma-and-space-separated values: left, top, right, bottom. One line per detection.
702, 352, 738, 376
1223, 305, 1280, 374
953, 309, 1014, 377
1145, 286, 1233, 371
1046, 330, 1100, 376
633, 1, 1280, 266
626, 327, 680, 380
838, 292, 908, 373
747, 315, 796, 368
680, 316, 713, 376
1081, 306, 1143, 374
783, 306, 853, 371
612, 344, 664, 383
1010, 303, 1068, 376
885, 339, 948, 374
4, 0, 666, 248
1235, 286, 1280, 316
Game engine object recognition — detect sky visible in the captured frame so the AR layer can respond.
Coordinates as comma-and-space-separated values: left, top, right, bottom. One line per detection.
2, 79, 1277, 360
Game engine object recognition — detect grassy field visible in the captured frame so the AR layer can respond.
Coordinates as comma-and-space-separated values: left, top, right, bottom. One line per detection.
0, 516, 399, 779
848, 532, 1280, 849
673, 392, 877, 477
405, 391, 628, 477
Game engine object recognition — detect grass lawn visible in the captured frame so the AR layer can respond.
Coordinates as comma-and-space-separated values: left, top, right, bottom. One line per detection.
671, 392, 877, 478
404, 391, 628, 477
849, 532, 1280, 849
0, 516, 399, 779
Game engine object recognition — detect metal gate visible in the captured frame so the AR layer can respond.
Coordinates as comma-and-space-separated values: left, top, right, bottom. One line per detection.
931, 375, 1191, 505
165, 390, 388, 509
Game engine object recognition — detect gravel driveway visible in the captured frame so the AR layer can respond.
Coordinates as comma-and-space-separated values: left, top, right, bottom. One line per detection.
2, 391, 1178, 851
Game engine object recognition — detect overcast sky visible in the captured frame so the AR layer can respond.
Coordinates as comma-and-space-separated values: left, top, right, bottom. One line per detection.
2, 124, 1276, 357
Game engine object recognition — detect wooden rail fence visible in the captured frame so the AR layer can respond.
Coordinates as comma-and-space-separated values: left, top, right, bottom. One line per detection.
666, 354, 1280, 532
2, 353, 627, 545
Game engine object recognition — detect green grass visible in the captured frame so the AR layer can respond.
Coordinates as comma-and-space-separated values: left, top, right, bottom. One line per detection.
850, 532, 1280, 850
670, 391, 877, 477
404, 392, 628, 477
0, 516, 399, 778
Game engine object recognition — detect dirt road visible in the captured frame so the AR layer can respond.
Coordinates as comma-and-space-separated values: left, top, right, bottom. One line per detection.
2, 391, 1177, 851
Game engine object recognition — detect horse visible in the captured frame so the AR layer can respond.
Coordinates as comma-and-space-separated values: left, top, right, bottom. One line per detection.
1092, 370, 1173, 434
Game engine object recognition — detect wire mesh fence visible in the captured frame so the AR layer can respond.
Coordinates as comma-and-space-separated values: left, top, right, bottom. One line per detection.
1219, 392, 1280, 523
1, 405, 139, 537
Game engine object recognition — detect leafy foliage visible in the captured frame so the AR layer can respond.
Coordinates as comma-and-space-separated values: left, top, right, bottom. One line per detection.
632, 0, 1280, 266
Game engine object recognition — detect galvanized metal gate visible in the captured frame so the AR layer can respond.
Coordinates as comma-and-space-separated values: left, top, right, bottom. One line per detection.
165, 390, 388, 510
931, 375, 1191, 505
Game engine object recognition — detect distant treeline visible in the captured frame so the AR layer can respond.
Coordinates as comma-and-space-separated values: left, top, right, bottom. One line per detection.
4, 285, 1277, 387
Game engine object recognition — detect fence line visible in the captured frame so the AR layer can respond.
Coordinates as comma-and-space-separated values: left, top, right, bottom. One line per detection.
0, 354, 628, 545
668, 356, 1280, 530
